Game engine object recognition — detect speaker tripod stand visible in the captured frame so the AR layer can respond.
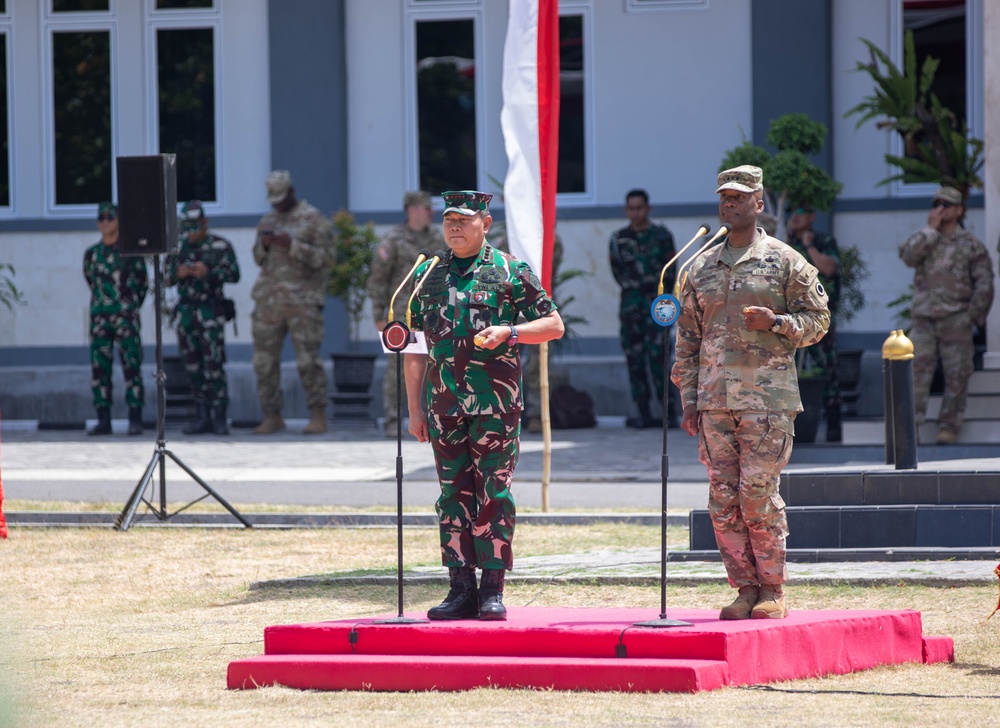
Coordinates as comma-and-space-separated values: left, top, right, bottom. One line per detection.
115, 256, 251, 531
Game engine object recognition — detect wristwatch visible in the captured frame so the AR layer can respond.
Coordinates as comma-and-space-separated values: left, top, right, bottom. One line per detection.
507, 325, 519, 346
770, 315, 784, 333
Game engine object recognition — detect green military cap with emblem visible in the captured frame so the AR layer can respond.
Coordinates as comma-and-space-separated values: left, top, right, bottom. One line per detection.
442, 190, 493, 216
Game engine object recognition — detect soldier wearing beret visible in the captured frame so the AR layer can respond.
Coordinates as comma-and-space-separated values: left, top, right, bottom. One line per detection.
899, 186, 994, 444
163, 200, 241, 435
405, 190, 564, 621
366, 190, 444, 437
83, 201, 148, 436
672, 165, 830, 620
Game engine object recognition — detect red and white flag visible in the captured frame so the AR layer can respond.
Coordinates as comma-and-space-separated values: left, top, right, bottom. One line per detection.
500, 0, 560, 292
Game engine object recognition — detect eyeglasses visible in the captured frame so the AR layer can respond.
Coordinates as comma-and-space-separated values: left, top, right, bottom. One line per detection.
932, 200, 957, 209
97, 214, 117, 222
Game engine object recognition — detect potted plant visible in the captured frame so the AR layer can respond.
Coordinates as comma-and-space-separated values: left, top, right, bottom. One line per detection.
0, 263, 24, 312
327, 210, 379, 416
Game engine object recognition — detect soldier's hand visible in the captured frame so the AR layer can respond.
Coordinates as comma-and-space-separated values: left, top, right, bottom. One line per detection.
927, 206, 944, 230
742, 306, 776, 331
408, 410, 429, 442
472, 325, 511, 350
269, 232, 292, 249
680, 404, 699, 437
189, 262, 208, 278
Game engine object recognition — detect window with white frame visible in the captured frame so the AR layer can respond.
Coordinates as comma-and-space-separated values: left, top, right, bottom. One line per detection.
45, 0, 219, 209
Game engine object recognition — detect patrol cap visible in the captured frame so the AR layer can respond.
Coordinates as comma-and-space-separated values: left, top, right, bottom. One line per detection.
97, 201, 118, 218
265, 170, 293, 204
403, 190, 432, 209
180, 200, 205, 229
932, 186, 963, 206
442, 190, 493, 216
716, 165, 764, 194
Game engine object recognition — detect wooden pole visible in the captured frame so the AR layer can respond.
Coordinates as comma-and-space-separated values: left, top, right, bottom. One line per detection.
539, 341, 551, 512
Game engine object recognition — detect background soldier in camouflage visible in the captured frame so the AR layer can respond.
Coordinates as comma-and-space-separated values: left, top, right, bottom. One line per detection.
366, 190, 443, 437
672, 166, 829, 620
83, 202, 148, 436
251, 170, 336, 435
609, 189, 678, 428
405, 190, 564, 622
786, 204, 843, 442
899, 186, 994, 444
163, 201, 241, 435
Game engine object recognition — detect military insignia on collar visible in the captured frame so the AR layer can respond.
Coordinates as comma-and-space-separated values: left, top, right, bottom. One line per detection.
478, 267, 503, 284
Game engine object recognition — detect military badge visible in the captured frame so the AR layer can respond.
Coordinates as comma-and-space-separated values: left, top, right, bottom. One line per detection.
479, 268, 503, 284
650, 293, 681, 327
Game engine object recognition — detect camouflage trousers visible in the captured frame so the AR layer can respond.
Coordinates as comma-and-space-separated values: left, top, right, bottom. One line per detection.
176, 304, 229, 408
251, 303, 327, 412
90, 311, 144, 409
427, 412, 520, 571
911, 313, 975, 432
698, 410, 792, 588
619, 303, 665, 405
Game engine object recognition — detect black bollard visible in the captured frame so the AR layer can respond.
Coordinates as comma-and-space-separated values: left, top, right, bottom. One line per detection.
885, 330, 918, 470
882, 331, 897, 465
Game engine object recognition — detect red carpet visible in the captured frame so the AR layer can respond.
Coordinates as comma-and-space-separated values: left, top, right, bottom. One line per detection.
228, 607, 953, 692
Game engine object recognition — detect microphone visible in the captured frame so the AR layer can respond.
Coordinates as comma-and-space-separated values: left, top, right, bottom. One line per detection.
405, 250, 446, 330
673, 223, 731, 298
386, 248, 430, 323
657, 224, 710, 296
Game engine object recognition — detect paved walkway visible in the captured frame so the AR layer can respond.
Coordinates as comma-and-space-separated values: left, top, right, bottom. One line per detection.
3, 421, 999, 585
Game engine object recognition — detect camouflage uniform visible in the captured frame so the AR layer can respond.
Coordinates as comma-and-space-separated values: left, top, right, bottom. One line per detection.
488, 223, 564, 423
786, 231, 841, 426
900, 224, 994, 434
83, 241, 148, 409
163, 232, 240, 408
367, 221, 444, 429
609, 222, 676, 414
409, 244, 558, 570
251, 199, 335, 412
671, 228, 829, 588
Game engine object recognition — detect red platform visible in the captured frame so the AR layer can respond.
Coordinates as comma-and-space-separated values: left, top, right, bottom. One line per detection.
228, 607, 953, 693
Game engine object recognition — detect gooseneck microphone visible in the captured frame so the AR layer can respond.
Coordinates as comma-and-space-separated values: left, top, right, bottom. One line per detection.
405, 250, 446, 330
387, 248, 430, 323
657, 224, 710, 296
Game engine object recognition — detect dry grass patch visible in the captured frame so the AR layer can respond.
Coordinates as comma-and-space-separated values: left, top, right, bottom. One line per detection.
1, 527, 998, 728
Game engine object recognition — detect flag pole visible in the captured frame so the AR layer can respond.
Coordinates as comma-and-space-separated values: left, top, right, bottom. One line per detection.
539, 341, 551, 512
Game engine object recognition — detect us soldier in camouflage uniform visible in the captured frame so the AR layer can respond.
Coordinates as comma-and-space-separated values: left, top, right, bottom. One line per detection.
672, 166, 830, 620
163, 201, 241, 435
83, 201, 148, 436
366, 190, 444, 437
786, 205, 843, 442
609, 189, 678, 428
251, 170, 336, 435
899, 186, 994, 444
405, 190, 564, 621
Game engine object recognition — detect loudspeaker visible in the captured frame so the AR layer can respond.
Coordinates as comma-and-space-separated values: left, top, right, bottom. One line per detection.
116, 154, 178, 256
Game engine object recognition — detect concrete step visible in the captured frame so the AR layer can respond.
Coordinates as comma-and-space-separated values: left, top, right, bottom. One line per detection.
925, 393, 1000, 419
843, 418, 1000, 445
968, 369, 1000, 394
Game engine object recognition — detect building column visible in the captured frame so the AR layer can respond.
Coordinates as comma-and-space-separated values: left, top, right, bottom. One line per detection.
986, 1, 1000, 370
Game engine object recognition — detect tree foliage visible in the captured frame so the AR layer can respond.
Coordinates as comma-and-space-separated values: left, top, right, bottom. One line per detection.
845, 31, 984, 202
0, 263, 25, 313
327, 210, 378, 351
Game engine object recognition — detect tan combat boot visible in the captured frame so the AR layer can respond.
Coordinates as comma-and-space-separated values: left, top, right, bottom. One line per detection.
302, 405, 328, 434
751, 585, 788, 619
935, 427, 958, 445
253, 412, 286, 435
719, 585, 759, 620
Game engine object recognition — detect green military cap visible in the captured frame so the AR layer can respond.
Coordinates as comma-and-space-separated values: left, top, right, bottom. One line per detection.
932, 186, 963, 206
716, 165, 764, 194
97, 201, 118, 218
442, 190, 493, 216
180, 200, 205, 230
403, 190, 433, 209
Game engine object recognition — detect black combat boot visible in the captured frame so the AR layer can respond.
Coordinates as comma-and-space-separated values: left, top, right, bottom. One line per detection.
127, 407, 143, 436
427, 566, 479, 621
88, 407, 112, 436
183, 402, 213, 435
478, 568, 507, 621
211, 404, 230, 435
